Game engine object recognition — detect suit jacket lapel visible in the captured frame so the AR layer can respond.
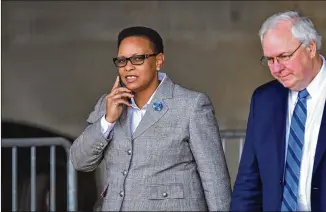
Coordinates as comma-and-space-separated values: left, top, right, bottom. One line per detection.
119, 105, 132, 140
132, 76, 173, 139
313, 100, 326, 175
273, 84, 289, 181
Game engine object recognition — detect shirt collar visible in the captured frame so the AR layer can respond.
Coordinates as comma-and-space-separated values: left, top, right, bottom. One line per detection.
130, 72, 167, 109
290, 54, 326, 100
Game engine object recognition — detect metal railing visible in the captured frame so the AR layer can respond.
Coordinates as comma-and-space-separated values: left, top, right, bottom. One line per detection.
220, 130, 246, 163
2, 137, 78, 211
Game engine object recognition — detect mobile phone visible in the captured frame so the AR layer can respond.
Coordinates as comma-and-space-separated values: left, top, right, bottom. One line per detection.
119, 76, 132, 104
119, 76, 126, 88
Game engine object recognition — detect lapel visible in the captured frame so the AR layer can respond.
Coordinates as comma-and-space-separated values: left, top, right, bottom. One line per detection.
118, 105, 132, 140
132, 76, 174, 139
272, 83, 289, 180
313, 100, 326, 175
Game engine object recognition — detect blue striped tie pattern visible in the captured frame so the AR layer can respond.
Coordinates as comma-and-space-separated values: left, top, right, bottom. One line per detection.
281, 88, 309, 211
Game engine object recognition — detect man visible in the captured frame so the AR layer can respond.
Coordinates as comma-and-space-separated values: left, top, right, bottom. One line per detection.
231, 11, 326, 211
70, 26, 231, 211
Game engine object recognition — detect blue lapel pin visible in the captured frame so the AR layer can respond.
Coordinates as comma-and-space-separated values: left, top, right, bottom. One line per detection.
152, 101, 163, 111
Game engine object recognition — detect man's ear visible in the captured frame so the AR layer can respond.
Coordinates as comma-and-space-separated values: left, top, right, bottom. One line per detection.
307, 40, 317, 58
156, 53, 165, 70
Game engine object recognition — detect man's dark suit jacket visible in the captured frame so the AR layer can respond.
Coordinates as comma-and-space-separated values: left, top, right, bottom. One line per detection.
231, 80, 326, 211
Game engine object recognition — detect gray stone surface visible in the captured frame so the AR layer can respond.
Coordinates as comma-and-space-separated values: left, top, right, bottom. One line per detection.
2, 1, 326, 191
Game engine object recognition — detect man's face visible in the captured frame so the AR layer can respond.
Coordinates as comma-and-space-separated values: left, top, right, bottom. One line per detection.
262, 22, 315, 91
117, 36, 164, 93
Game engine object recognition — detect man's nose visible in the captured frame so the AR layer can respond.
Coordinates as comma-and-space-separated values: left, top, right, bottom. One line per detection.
270, 59, 284, 73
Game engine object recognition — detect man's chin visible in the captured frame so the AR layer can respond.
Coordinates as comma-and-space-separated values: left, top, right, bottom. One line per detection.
280, 80, 293, 89
281, 81, 301, 91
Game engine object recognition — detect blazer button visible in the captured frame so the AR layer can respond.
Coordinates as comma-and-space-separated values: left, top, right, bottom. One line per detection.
119, 191, 124, 197
127, 149, 132, 155
162, 192, 168, 198
122, 170, 127, 176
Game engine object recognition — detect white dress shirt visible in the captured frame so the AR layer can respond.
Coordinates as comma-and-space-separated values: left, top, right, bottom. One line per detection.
285, 55, 326, 210
100, 72, 167, 138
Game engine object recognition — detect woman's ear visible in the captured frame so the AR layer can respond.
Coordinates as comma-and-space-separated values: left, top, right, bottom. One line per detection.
156, 53, 165, 70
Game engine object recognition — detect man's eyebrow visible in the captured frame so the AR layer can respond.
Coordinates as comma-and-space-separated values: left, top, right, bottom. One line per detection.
265, 51, 290, 58
278, 51, 292, 56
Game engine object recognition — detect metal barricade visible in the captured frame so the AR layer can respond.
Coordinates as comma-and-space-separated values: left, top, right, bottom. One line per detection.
220, 130, 246, 163
2, 137, 78, 211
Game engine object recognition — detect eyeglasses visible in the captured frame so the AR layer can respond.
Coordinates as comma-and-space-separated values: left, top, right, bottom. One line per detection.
260, 43, 302, 66
113, 53, 158, 68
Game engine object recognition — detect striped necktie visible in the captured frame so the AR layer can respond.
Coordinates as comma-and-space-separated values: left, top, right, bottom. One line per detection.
281, 88, 309, 211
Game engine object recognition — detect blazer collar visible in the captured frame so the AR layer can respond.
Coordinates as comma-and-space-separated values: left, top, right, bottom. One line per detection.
119, 75, 174, 139
132, 76, 174, 139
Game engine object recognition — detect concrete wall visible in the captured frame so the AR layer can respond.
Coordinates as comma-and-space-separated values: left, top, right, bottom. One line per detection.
2, 1, 326, 189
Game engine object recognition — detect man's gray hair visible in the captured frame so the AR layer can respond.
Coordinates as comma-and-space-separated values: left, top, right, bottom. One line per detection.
259, 11, 322, 52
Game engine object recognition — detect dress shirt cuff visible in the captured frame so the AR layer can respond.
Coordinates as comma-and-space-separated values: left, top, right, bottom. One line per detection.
100, 115, 115, 139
